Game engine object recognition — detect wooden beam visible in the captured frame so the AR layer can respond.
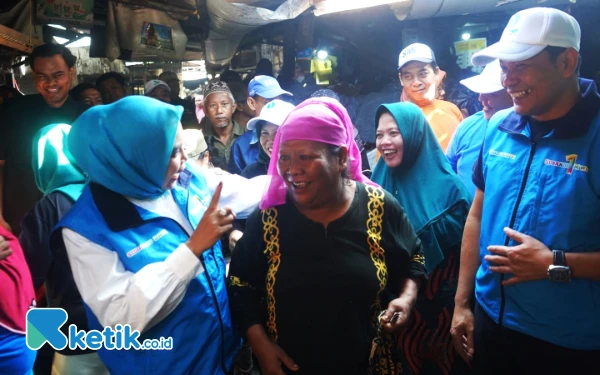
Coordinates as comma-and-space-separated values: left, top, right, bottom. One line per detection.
0, 25, 43, 54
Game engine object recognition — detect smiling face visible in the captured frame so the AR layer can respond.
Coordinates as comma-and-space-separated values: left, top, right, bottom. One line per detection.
500, 49, 575, 121
376, 112, 404, 168
205, 92, 236, 129
33, 55, 75, 108
479, 89, 513, 120
163, 124, 188, 189
259, 123, 278, 157
399, 61, 438, 107
277, 140, 346, 210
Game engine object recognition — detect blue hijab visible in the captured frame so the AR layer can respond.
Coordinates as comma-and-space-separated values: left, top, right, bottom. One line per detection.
68, 96, 183, 199
371, 102, 472, 271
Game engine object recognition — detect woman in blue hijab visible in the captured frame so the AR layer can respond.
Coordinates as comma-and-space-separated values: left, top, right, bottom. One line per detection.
19, 123, 111, 374
50, 96, 241, 374
371, 102, 472, 375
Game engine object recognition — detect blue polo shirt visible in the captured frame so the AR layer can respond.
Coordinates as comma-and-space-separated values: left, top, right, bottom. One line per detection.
228, 131, 259, 175
446, 111, 487, 197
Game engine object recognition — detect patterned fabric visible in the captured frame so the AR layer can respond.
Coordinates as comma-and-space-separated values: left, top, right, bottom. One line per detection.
397, 252, 462, 375
261, 208, 282, 342
366, 186, 401, 375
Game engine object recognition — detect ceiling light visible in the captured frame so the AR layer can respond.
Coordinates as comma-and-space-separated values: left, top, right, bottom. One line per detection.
48, 24, 66, 30
53, 36, 69, 44
66, 37, 91, 48
313, 0, 404, 16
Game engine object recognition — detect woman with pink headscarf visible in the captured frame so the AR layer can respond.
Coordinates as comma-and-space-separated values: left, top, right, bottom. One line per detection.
227, 97, 427, 375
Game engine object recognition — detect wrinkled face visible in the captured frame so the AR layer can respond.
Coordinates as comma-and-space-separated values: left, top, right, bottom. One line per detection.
33, 55, 75, 108
278, 140, 346, 210
163, 124, 188, 189
248, 95, 279, 116
376, 112, 404, 168
399, 61, 438, 106
259, 123, 278, 157
500, 50, 569, 120
149, 87, 171, 104
98, 78, 126, 104
81, 88, 103, 107
205, 92, 236, 129
479, 89, 513, 120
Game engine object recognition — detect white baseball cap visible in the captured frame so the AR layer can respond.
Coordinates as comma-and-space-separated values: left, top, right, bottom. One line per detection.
398, 43, 436, 70
472, 7, 580, 66
246, 99, 295, 131
460, 60, 504, 94
144, 80, 171, 96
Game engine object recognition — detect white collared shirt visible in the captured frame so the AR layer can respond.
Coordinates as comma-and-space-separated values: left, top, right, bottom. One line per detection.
62, 172, 267, 333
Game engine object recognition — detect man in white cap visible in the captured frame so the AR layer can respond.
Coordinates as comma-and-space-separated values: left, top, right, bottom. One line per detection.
398, 42, 463, 151
451, 7, 600, 374
446, 60, 513, 196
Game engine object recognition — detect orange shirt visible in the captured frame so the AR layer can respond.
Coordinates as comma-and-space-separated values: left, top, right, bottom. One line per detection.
419, 100, 463, 152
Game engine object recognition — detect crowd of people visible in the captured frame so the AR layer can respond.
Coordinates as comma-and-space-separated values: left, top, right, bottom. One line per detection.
0, 6, 599, 375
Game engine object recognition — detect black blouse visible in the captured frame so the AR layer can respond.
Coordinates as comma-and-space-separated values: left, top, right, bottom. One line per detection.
227, 182, 427, 375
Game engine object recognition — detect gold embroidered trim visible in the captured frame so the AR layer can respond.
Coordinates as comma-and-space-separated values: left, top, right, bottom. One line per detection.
366, 186, 402, 375
411, 253, 425, 266
228, 276, 250, 288
262, 208, 281, 342
366, 185, 387, 327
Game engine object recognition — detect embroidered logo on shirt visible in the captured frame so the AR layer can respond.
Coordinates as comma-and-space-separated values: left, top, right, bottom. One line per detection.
544, 154, 589, 174
126, 229, 168, 258
489, 149, 516, 159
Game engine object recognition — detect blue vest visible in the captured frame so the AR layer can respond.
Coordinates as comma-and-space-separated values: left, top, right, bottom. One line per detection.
53, 168, 240, 374
476, 94, 600, 350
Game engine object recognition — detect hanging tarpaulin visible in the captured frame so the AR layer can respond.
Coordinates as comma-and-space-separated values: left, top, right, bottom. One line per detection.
105, 1, 188, 61
205, 0, 312, 66
34, 0, 94, 28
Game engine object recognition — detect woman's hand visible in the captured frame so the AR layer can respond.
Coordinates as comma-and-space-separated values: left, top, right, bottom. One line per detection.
186, 182, 235, 257
254, 341, 299, 375
247, 325, 299, 375
381, 278, 419, 333
0, 235, 12, 261
381, 296, 414, 333
229, 230, 243, 251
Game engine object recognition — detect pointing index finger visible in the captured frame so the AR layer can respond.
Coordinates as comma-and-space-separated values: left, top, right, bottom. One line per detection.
208, 182, 223, 211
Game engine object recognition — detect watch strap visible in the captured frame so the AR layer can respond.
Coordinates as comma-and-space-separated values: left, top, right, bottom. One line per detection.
553, 250, 567, 266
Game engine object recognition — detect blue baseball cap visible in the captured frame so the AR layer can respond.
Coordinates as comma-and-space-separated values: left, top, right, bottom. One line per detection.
248, 75, 292, 99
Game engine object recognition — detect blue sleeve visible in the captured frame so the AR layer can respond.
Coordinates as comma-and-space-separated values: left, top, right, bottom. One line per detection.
445, 130, 460, 173
227, 141, 244, 175
472, 146, 485, 192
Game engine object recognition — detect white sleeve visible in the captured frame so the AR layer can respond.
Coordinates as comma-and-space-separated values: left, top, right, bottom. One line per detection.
204, 171, 268, 219
62, 228, 203, 333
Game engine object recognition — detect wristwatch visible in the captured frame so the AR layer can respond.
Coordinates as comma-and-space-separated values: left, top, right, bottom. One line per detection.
547, 250, 571, 283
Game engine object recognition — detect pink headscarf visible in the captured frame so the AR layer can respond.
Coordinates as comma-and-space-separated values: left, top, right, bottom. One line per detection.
260, 97, 378, 210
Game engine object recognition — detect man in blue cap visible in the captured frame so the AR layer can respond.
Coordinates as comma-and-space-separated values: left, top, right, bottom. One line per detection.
228, 76, 292, 175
